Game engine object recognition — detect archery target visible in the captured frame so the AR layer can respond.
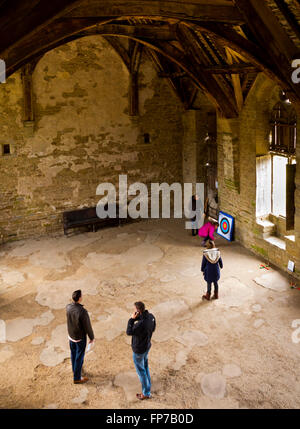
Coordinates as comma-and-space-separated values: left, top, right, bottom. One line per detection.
217, 211, 234, 241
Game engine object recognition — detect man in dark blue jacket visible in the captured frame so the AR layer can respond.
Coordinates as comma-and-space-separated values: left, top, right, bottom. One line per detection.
126, 301, 156, 400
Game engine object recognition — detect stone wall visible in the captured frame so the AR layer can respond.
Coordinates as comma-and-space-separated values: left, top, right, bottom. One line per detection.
194, 92, 216, 193
218, 73, 300, 279
0, 36, 184, 241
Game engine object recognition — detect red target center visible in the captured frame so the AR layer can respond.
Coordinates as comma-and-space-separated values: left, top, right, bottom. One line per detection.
221, 219, 229, 233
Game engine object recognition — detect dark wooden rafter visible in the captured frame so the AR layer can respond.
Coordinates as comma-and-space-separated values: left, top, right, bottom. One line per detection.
234, 0, 298, 57
190, 22, 271, 73
175, 23, 238, 117
204, 64, 258, 74
104, 37, 142, 116
241, 72, 258, 99
185, 86, 198, 110
0, 0, 245, 76
1, 18, 252, 84
103, 36, 131, 71
225, 47, 243, 112
20, 58, 41, 123
86, 30, 239, 116
145, 48, 187, 106
100, 23, 176, 40
226, 43, 258, 101
4, 18, 113, 78
4, 14, 225, 114
210, 24, 257, 105
196, 31, 235, 102
233, 0, 300, 101
188, 20, 300, 100
273, 0, 300, 42
0, 0, 80, 54
241, 74, 252, 92
21, 65, 34, 122
1, 0, 300, 116
234, 0, 297, 58
153, 39, 235, 114
128, 40, 143, 116
66, 2, 245, 24
200, 32, 232, 87
158, 71, 187, 78
147, 49, 184, 103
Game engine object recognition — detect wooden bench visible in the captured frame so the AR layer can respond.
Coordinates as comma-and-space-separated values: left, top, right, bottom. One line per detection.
63, 204, 125, 236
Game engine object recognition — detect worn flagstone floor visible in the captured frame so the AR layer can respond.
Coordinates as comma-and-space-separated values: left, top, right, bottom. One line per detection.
0, 219, 299, 409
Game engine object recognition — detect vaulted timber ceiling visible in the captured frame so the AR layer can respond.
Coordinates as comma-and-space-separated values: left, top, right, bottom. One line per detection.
0, 0, 300, 118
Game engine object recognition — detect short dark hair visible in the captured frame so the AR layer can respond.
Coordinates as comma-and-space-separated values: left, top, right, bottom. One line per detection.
72, 290, 82, 303
135, 301, 145, 313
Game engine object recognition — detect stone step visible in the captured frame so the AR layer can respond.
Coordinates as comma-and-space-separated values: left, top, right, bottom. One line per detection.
256, 219, 276, 239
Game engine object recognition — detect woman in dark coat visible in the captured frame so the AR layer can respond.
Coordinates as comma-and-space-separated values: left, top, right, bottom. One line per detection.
201, 241, 223, 301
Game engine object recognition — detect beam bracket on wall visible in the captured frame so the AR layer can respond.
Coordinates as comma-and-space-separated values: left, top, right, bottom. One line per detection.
129, 41, 143, 117
104, 37, 143, 117
21, 62, 37, 131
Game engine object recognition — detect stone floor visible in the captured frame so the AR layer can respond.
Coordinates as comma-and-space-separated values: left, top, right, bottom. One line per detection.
0, 219, 300, 409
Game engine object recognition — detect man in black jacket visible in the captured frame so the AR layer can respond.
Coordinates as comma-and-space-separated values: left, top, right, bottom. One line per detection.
126, 301, 156, 400
66, 290, 95, 384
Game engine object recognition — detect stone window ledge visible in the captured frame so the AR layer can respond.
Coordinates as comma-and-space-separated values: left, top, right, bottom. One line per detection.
285, 235, 295, 242
256, 218, 275, 228
264, 236, 286, 250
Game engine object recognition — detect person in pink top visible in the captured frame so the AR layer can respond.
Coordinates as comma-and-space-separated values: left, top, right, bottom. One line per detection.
198, 218, 219, 247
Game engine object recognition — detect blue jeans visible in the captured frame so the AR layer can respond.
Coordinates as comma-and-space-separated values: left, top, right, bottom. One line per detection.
207, 282, 219, 294
69, 337, 87, 381
133, 350, 151, 397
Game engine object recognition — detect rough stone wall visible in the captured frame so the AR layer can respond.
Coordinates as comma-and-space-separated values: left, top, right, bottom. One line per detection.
195, 92, 216, 190
218, 73, 300, 279
0, 36, 184, 242
182, 110, 198, 187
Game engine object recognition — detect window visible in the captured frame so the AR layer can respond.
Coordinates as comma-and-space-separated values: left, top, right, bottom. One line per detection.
143, 133, 150, 144
272, 155, 288, 217
270, 102, 296, 155
256, 154, 296, 229
1, 143, 11, 156
256, 155, 271, 218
